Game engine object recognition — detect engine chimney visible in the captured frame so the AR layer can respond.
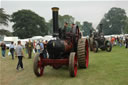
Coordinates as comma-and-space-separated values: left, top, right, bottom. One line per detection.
99, 23, 103, 33
51, 7, 59, 37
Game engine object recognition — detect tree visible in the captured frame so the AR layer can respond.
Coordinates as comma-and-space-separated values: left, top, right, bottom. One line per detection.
82, 21, 94, 36
11, 9, 48, 39
0, 29, 12, 36
47, 14, 75, 34
0, 8, 10, 26
124, 17, 128, 34
97, 7, 127, 35
59, 15, 74, 28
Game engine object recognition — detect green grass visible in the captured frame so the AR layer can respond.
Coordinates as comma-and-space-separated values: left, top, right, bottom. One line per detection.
0, 46, 128, 85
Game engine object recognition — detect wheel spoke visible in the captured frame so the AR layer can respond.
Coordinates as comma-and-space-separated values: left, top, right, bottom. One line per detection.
40, 67, 44, 75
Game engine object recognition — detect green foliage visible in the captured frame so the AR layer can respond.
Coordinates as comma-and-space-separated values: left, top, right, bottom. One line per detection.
82, 21, 94, 36
11, 9, 48, 39
0, 29, 12, 36
47, 14, 75, 34
59, 15, 74, 28
124, 18, 128, 33
97, 7, 127, 35
0, 8, 10, 26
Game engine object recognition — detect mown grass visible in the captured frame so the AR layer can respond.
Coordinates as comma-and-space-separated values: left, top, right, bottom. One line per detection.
0, 46, 128, 85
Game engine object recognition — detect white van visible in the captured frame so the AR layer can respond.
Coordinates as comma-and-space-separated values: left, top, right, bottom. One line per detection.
4, 37, 19, 49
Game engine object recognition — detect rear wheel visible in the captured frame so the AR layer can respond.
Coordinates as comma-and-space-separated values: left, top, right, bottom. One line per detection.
77, 38, 89, 68
69, 52, 77, 77
33, 54, 44, 77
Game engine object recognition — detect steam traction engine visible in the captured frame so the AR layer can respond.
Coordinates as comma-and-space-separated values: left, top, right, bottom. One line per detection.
89, 24, 112, 52
33, 7, 89, 77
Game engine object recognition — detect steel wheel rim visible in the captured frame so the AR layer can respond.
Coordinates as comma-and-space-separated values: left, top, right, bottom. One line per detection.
85, 40, 89, 68
74, 55, 77, 76
38, 57, 44, 76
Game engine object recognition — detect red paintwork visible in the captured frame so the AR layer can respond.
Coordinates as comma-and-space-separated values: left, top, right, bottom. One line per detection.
41, 58, 69, 66
74, 54, 77, 77
85, 39, 89, 68
38, 57, 44, 76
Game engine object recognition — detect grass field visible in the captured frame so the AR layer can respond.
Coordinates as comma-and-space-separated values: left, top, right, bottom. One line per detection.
0, 46, 128, 85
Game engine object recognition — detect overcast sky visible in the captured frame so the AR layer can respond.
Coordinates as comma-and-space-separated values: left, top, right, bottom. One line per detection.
1, 0, 128, 32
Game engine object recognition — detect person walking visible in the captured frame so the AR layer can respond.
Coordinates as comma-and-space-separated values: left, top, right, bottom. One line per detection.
15, 41, 24, 70
9, 42, 15, 60
27, 40, 33, 59
42, 41, 47, 58
0, 42, 6, 58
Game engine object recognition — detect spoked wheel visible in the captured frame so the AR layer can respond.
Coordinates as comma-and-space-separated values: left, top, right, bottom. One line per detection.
105, 41, 112, 52
33, 53, 44, 77
93, 41, 98, 53
77, 38, 89, 68
69, 52, 77, 77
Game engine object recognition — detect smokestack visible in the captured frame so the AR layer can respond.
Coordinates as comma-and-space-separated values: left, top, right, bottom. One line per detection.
99, 23, 103, 33
51, 7, 59, 36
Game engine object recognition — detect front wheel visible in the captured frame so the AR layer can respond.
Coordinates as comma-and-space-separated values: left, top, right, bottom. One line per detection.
105, 41, 112, 52
33, 54, 44, 77
69, 52, 77, 77
93, 41, 98, 53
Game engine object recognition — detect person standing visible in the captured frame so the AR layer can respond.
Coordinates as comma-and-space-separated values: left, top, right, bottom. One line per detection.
119, 37, 123, 47
0, 42, 6, 58
116, 36, 119, 46
125, 36, 128, 48
15, 41, 24, 70
40, 41, 44, 52
62, 22, 68, 39
9, 42, 15, 60
27, 40, 33, 59
42, 41, 47, 58
70, 23, 75, 33
33, 40, 37, 53
25, 41, 28, 54
36, 41, 40, 53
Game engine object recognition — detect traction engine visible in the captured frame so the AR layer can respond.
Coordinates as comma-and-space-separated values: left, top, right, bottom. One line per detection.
33, 7, 89, 77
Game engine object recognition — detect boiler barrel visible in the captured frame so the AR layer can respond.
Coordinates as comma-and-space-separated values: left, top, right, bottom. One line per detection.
47, 40, 73, 59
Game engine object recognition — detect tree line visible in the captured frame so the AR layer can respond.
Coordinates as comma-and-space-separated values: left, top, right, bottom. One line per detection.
0, 7, 128, 39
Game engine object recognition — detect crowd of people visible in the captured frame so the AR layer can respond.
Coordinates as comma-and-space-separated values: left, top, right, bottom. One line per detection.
110, 36, 128, 48
0, 39, 48, 70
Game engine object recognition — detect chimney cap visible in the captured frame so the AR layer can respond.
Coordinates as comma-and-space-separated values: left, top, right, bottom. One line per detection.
52, 7, 59, 11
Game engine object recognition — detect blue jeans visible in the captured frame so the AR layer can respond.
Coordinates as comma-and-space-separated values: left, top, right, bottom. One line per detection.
10, 48, 14, 59
26, 48, 28, 54
37, 49, 40, 53
2, 50, 6, 57
43, 50, 47, 58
